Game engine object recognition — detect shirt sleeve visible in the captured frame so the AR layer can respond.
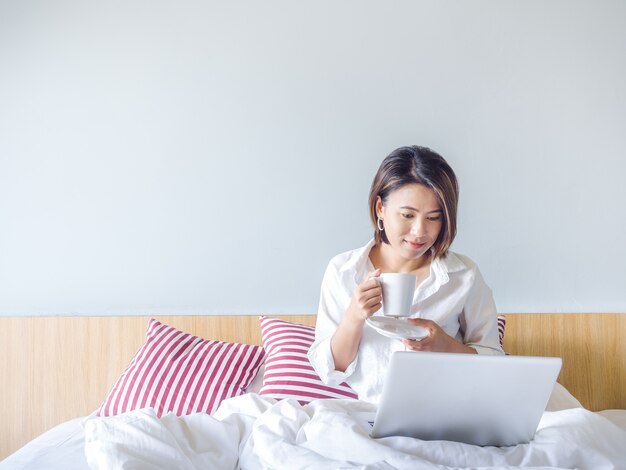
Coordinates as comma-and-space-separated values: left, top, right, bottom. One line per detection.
307, 261, 359, 385
460, 267, 505, 356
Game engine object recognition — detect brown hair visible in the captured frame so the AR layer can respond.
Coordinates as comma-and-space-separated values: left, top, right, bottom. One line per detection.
368, 145, 459, 259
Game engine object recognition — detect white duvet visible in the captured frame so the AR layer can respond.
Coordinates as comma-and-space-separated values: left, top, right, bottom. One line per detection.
84, 394, 626, 470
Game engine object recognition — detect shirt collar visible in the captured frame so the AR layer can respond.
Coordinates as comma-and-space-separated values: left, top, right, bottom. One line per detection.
435, 250, 467, 274
339, 239, 377, 275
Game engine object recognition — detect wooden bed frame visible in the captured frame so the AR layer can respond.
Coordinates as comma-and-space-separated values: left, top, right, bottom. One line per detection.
1, 313, 625, 460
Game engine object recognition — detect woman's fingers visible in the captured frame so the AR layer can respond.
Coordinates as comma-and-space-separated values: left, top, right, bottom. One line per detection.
402, 336, 430, 351
367, 268, 382, 280
358, 285, 381, 306
350, 269, 383, 320
402, 319, 463, 352
363, 294, 382, 307
403, 319, 435, 350
362, 278, 381, 293
354, 288, 382, 318
406, 318, 432, 328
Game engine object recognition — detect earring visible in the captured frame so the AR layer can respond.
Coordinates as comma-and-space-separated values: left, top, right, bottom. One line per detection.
377, 217, 384, 231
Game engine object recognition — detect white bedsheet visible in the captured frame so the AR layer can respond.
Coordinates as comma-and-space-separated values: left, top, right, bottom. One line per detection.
0, 417, 88, 470
83, 394, 626, 470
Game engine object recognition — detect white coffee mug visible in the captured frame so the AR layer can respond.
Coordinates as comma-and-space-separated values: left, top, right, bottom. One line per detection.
377, 273, 416, 318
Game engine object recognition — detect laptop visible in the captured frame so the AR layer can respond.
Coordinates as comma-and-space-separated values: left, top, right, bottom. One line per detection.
369, 351, 562, 447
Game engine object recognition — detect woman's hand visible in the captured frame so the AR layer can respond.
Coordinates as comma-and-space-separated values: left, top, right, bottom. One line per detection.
401, 318, 477, 354
345, 268, 382, 323
332, 269, 382, 371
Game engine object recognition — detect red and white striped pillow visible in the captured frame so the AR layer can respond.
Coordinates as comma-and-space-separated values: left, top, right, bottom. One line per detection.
497, 315, 506, 348
258, 316, 358, 404
98, 319, 265, 418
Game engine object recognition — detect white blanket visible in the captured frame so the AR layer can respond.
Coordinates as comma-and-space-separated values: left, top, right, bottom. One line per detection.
85, 395, 626, 470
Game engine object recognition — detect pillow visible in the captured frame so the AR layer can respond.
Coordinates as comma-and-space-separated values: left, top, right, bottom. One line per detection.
98, 319, 265, 418
244, 364, 265, 394
497, 315, 506, 348
258, 316, 358, 404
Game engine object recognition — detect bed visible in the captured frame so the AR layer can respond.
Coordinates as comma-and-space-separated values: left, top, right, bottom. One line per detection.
1, 313, 625, 469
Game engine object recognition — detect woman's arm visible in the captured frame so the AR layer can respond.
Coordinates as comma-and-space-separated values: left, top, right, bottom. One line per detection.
308, 264, 382, 382
331, 269, 382, 370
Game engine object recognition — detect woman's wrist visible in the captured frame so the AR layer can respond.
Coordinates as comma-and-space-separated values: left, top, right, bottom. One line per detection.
345, 304, 368, 326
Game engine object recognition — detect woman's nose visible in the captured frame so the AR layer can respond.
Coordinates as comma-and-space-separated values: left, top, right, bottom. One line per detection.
410, 219, 425, 236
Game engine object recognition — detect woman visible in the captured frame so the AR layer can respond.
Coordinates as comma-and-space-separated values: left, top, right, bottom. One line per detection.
308, 145, 503, 404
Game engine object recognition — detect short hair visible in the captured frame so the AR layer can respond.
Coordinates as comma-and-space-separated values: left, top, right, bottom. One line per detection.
368, 145, 459, 259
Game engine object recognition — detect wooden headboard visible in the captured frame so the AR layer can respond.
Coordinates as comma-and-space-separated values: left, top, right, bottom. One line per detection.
1, 313, 625, 459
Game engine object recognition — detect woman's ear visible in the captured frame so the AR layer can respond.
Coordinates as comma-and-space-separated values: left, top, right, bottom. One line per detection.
375, 196, 384, 218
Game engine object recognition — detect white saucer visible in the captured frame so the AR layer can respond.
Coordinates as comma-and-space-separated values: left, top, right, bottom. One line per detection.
366, 317, 429, 341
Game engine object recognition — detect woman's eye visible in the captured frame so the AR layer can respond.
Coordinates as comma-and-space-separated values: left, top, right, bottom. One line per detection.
427, 216, 442, 221
401, 213, 414, 219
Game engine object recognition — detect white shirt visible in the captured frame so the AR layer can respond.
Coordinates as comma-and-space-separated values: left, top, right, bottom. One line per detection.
307, 239, 504, 404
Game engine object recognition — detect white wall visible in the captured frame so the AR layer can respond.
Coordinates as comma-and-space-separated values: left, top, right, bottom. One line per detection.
1, 0, 625, 315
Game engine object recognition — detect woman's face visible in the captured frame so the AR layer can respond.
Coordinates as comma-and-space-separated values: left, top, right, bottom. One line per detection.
376, 183, 443, 260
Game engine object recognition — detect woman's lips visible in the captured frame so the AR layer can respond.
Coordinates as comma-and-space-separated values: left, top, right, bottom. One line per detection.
405, 240, 426, 250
